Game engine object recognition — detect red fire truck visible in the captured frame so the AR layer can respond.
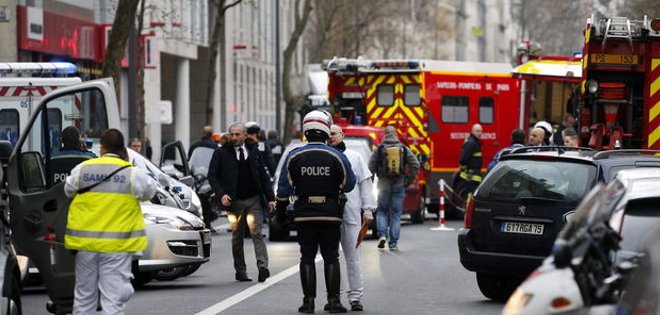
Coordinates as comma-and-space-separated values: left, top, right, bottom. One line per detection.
578, 15, 660, 150
324, 59, 521, 217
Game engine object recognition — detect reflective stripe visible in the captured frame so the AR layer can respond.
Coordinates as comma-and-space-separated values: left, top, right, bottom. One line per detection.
66, 228, 146, 239
472, 152, 482, 157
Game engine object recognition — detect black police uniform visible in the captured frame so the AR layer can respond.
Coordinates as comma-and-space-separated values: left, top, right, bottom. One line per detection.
276, 141, 356, 312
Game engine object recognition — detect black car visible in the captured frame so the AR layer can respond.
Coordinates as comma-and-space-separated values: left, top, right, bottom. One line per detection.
457, 147, 660, 301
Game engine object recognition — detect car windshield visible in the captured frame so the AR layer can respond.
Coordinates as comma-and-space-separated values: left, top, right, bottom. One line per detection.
477, 159, 597, 203
128, 148, 164, 180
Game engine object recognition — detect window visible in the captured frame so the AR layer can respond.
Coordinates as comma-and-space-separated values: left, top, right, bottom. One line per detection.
0, 109, 19, 147
479, 97, 494, 124
18, 88, 108, 191
377, 85, 394, 106
404, 84, 421, 106
441, 96, 469, 123
476, 160, 596, 203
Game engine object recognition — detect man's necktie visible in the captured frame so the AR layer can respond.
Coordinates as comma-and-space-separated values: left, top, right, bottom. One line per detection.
238, 147, 245, 161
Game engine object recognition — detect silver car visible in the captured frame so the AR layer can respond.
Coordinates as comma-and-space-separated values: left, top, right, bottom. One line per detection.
134, 203, 211, 285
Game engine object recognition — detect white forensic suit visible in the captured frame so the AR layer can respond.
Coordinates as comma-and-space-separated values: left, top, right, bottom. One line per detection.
341, 149, 377, 303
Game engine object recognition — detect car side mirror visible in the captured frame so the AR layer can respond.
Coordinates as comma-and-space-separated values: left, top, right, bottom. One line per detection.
563, 210, 577, 223
553, 239, 573, 269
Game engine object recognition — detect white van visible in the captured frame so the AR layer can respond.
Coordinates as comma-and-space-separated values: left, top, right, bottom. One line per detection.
0, 66, 120, 314
0, 64, 81, 151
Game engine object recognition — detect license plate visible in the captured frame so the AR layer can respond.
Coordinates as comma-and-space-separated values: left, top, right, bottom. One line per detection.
590, 54, 637, 65
201, 231, 212, 244
500, 222, 544, 235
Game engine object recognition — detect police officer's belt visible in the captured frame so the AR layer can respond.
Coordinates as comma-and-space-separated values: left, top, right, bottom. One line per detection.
301, 196, 335, 204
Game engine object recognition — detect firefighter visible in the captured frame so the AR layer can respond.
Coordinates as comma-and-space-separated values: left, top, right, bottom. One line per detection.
455, 123, 483, 205
276, 110, 356, 313
64, 129, 157, 314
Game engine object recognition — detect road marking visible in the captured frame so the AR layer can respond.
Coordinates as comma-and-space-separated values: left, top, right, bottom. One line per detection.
194, 256, 322, 315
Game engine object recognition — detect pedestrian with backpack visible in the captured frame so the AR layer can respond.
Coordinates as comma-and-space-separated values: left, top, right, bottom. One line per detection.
368, 126, 420, 251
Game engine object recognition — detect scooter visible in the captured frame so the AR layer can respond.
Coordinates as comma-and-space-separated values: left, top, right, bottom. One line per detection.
188, 147, 219, 229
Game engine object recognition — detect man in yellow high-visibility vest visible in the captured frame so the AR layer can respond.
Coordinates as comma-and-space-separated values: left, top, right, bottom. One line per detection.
64, 128, 157, 315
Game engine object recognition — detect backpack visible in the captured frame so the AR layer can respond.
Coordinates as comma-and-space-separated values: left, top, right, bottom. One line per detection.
377, 144, 405, 177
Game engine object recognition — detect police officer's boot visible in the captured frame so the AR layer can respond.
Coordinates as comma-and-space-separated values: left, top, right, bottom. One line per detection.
298, 263, 316, 313
324, 261, 347, 313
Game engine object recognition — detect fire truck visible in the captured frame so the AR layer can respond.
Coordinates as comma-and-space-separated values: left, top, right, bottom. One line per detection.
579, 15, 660, 150
323, 58, 521, 217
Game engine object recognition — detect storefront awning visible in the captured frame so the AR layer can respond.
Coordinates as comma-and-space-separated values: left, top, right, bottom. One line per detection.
512, 59, 582, 83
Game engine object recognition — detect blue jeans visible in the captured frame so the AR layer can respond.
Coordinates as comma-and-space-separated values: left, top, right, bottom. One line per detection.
376, 184, 405, 247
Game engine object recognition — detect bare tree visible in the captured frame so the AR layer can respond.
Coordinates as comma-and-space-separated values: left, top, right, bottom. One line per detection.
282, 0, 313, 143
617, 0, 660, 18
101, 0, 141, 100
306, 0, 453, 62
205, 0, 243, 126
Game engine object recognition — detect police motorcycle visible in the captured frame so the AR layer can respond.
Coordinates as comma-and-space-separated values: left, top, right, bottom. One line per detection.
503, 184, 628, 315
188, 146, 220, 230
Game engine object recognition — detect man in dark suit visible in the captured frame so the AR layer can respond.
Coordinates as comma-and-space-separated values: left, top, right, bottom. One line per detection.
208, 122, 276, 282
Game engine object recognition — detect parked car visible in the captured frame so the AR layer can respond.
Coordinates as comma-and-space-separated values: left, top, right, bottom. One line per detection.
503, 167, 660, 315
133, 202, 211, 286
269, 138, 378, 241
458, 147, 660, 301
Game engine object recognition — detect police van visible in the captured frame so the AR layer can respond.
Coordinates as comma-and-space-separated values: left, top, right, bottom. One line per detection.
0, 63, 121, 314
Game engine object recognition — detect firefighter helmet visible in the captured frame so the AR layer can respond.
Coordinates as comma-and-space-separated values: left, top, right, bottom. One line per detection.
302, 110, 333, 139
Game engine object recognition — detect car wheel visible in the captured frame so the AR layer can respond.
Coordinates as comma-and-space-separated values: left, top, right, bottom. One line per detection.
476, 272, 519, 302
154, 266, 189, 281
178, 263, 203, 278
132, 271, 155, 288
268, 219, 289, 241
411, 195, 425, 224
448, 181, 469, 220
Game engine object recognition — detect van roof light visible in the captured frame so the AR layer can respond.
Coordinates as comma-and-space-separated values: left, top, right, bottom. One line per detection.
0, 62, 78, 75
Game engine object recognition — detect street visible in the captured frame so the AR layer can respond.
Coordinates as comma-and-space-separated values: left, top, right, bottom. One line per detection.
21, 217, 503, 315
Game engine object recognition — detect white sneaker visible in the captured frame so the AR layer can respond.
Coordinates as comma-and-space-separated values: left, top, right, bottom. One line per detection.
377, 237, 386, 249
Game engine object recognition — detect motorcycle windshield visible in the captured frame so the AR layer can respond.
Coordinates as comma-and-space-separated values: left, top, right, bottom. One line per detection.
189, 147, 215, 177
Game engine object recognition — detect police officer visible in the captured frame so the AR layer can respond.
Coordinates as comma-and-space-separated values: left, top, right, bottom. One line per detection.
455, 123, 483, 204
64, 129, 157, 314
276, 110, 356, 313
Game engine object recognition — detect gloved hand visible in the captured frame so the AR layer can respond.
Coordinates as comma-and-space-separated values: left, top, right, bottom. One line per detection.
275, 199, 290, 224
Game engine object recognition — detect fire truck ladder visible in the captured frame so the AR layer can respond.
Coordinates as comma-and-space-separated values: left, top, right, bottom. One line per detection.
601, 17, 635, 53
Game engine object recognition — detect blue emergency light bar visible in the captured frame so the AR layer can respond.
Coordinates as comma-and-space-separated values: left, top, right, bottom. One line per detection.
370, 60, 421, 69
0, 62, 78, 75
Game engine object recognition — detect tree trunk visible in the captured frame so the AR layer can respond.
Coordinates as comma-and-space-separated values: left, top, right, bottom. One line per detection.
282, 0, 313, 144
205, 0, 242, 127
101, 0, 140, 102
136, 0, 146, 146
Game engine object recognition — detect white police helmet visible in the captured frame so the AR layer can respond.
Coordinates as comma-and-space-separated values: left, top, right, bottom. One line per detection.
534, 121, 553, 138
245, 121, 261, 134
302, 110, 333, 138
